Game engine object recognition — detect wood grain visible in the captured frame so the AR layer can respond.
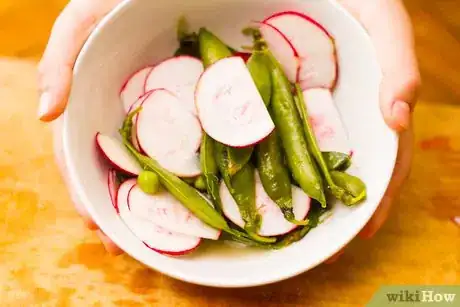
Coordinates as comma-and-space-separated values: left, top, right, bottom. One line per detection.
0, 0, 458, 306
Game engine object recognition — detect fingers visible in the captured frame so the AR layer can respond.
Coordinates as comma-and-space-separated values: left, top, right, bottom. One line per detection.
96, 230, 124, 255
339, 0, 421, 132
53, 117, 122, 254
359, 126, 414, 239
37, 0, 122, 122
370, 0, 421, 132
324, 248, 345, 264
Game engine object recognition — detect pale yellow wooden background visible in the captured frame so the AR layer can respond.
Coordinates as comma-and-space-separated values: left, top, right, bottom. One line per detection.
0, 1, 458, 306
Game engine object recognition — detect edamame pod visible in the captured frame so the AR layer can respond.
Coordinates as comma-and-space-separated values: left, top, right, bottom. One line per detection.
294, 84, 366, 206
256, 130, 308, 225
268, 54, 326, 206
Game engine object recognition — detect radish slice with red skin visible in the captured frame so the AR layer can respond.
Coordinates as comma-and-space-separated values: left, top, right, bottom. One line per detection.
96, 133, 142, 176
120, 67, 153, 113
195, 56, 275, 147
128, 185, 221, 240
137, 89, 202, 177
145, 56, 204, 116
117, 179, 201, 256
107, 169, 119, 212
302, 88, 351, 155
258, 22, 299, 83
264, 11, 337, 89
220, 172, 311, 237
128, 90, 159, 153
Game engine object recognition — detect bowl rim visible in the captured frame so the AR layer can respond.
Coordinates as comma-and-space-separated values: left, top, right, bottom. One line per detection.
62, 0, 399, 288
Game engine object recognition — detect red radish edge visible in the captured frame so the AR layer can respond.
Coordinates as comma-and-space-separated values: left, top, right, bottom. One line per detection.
119, 66, 153, 95
260, 21, 299, 58
142, 241, 200, 256
127, 89, 159, 114
258, 21, 301, 82
144, 55, 203, 93
263, 11, 338, 89
127, 184, 221, 240
263, 10, 332, 38
117, 180, 201, 256
107, 169, 119, 213
95, 133, 142, 176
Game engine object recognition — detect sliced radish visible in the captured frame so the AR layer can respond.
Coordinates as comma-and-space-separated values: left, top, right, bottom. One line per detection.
120, 67, 153, 113
128, 185, 220, 240
107, 169, 119, 212
117, 179, 201, 256
145, 56, 203, 116
258, 22, 299, 82
137, 89, 202, 177
96, 133, 142, 176
127, 90, 157, 153
195, 56, 275, 147
264, 11, 337, 89
220, 171, 310, 237
302, 88, 351, 154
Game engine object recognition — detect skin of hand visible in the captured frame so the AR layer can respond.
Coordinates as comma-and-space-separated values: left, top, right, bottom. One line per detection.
38, 0, 421, 257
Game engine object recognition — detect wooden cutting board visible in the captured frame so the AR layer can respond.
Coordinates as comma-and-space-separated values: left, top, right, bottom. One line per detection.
0, 58, 458, 306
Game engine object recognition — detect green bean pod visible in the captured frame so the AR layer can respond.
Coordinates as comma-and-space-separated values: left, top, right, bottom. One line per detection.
124, 141, 229, 230
293, 84, 366, 206
268, 55, 326, 206
214, 141, 275, 243
247, 51, 272, 106
200, 135, 223, 213
323, 152, 352, 171
256, 130, 308, 225
330, 171, 366, 205
198, 28, 233, 67
225, 163, 276, 243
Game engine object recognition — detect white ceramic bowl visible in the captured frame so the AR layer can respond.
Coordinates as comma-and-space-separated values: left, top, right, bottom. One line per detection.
62, 0, 398, 288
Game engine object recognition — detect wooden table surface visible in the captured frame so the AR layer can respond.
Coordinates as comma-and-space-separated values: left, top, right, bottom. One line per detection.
0, 1, 459, 306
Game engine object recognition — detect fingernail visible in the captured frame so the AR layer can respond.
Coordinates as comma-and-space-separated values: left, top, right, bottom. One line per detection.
392, 100, 411, 130
38, 91, 52, 120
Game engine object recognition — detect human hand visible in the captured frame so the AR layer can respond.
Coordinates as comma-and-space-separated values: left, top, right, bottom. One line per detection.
326, 0, 421, 263
39, 0, 420, 257
38, 0, 124, 254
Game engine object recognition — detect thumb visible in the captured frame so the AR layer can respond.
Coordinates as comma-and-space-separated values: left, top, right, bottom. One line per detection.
37, 0, 121, 122
341, 0, 421, 132
368, 0, 421, 132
